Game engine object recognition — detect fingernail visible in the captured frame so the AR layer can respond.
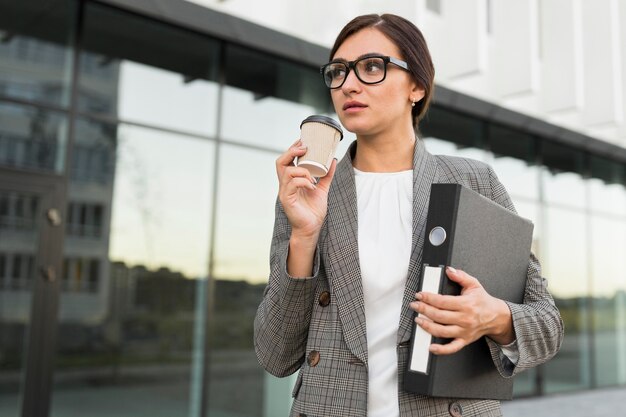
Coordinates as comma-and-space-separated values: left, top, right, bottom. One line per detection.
447, 266, 457, 274
415, 292, 423, 301
415, 317, 423, 325
311, 177, 318, 184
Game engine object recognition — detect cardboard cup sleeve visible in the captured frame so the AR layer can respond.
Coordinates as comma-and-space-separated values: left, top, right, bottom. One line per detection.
296, 115, 343, 177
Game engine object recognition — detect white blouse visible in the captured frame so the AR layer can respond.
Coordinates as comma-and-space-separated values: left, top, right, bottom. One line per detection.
354, 167, 413, 417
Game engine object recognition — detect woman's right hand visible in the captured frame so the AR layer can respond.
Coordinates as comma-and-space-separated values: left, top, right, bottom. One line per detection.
276, 139, 338, 245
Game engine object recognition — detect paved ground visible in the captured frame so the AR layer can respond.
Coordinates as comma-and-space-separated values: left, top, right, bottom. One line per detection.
1, 361, 624, 417
502, 386, 626, 417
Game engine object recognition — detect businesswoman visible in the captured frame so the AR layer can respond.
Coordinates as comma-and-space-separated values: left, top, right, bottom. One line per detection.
255, 13, 563, 417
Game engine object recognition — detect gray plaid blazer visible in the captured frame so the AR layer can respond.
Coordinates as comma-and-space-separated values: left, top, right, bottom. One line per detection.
255, 139, 563, 417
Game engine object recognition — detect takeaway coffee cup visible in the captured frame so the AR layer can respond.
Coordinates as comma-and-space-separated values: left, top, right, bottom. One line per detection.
296, 115, 343, 177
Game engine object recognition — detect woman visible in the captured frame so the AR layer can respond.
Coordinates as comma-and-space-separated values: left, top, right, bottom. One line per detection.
254, 13, 563, 417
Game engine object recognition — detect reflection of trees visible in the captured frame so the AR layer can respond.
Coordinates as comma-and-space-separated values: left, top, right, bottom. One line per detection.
554, 291, 626, 334
209, 279, 265, 350
115, 137, 158, 263
51, 261, 265, 374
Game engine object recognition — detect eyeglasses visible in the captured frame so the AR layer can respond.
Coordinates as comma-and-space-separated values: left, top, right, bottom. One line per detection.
320, 55, 409, 89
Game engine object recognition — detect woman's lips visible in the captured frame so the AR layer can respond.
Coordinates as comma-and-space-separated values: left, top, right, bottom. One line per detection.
343, 101, 368, 113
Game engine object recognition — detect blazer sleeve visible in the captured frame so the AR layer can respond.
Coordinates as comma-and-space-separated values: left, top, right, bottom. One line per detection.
253, 197, 321, 377
484, 166, 564, 377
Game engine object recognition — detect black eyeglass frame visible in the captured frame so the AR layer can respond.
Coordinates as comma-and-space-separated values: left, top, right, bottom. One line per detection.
320, 55, 410, 89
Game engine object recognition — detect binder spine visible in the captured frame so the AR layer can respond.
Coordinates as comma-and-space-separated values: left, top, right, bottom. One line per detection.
405, 184, 461, 393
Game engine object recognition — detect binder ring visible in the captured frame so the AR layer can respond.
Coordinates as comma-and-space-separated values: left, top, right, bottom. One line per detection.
429, 226, 447, 246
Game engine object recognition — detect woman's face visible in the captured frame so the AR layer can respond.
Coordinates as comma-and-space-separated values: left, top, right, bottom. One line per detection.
330, 28, 423, 137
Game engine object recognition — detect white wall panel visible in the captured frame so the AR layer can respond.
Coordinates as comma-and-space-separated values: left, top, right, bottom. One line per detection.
422, 0, 486, 80
492, 0, 538, 97
581, 0, 622, 126
540, 0, 582, 113
618, 0, 626, 141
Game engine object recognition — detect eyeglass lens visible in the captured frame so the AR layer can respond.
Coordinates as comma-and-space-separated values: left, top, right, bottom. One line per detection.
323, 57, 387, 88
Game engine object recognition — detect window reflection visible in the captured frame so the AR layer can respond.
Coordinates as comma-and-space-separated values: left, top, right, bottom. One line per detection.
589, 178, 626, 216
77, 2, 220, 136
543, 169, 586, 208
210, 144, 278, 416
590, 210, 626, 386
0, 102, 67, 172
542, 206, 591, 393
222, 83, 334, 151
542, 144, 586, 208
423, 136, 458, 155
421, 107, 484, 151
423, 136, 488, 162
214, 145, 277, 282
52, 121, 216, 417
0, 0, 74, 107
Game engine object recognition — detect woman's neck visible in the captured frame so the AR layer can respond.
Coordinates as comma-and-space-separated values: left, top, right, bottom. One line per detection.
352, 130, 416, 173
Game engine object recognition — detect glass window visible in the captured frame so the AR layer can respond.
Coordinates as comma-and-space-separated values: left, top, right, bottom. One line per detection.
0, 0, 75, 107
540, 160, 589, 394
0, 102, 68, 173
210, 144, 281, 416
490, 156, 540, 202
77, 3, 220, 136
489, 125, 539, 201
421, 107, 485, 152
423, 136, 459, 155
221, 44, 332, 151
0, 181, 48, 417
51, 121, 216, 417
542, 206, 591, 393
542, 143, 586, 208
589, 157, 626, 216
589, 175, 626, 386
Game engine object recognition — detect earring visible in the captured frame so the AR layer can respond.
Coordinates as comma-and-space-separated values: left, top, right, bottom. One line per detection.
411, 98, 416, 107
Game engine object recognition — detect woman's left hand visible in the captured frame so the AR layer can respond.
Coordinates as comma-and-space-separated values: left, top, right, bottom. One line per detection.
409, 266, 515, 355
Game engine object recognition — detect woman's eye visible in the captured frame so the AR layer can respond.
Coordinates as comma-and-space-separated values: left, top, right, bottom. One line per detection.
332, 68, 346, 78
363, 59, 384, 73
327, 66, 346, 79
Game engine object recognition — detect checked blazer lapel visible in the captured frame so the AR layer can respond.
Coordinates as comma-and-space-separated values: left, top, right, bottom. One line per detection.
325, 142, 368, 366
397, 139, 439, 344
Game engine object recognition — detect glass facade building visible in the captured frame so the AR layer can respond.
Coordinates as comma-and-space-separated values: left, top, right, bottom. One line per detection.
0, 1, 625, 416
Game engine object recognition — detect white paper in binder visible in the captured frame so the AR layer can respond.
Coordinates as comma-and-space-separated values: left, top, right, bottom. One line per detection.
409, 265, 443, 374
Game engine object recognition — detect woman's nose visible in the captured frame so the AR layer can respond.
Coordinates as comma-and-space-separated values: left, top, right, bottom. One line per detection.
341, 69, 361, 94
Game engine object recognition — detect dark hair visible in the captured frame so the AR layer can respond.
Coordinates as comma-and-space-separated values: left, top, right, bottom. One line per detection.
329, 14, 435, 128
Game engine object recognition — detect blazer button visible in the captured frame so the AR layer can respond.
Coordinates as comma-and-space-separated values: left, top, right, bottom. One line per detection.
298, 414, 307, 417
448, 401, 463, 417
307, 350, 320, 367
318, 291, 331, 307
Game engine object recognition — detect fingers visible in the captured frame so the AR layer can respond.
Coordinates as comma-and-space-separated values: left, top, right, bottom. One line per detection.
276, 140, 307, 175
284, 165, 316, 182
415, 291, 461, 311
445, 266, 481, 290
410, 301, 458, 325
413, 316, 469, 355
414, 315, 460, 339
282, 175, 317, 194
430, 339, 466, 355
316, 158, 338, 190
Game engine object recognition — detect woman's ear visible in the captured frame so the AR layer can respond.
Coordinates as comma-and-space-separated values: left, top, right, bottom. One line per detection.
410, 85, 426, 103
